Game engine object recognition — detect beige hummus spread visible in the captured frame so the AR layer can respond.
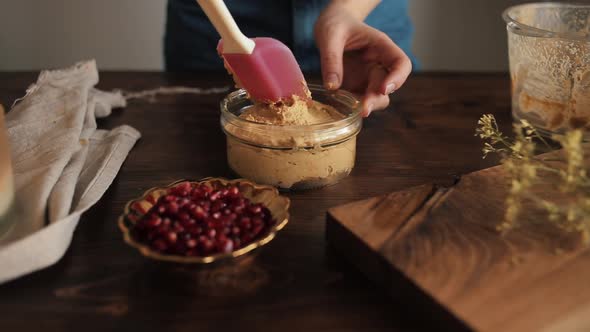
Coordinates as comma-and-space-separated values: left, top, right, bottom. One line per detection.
240, 96, 344, 125
224, 96, 357, 190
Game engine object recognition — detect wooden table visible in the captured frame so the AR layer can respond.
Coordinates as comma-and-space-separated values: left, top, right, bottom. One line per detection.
0, 72, 511, 331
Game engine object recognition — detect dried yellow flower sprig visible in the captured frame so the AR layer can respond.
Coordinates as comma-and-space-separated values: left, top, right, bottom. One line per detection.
476, 114, 590, 243
558, 130, 588, 192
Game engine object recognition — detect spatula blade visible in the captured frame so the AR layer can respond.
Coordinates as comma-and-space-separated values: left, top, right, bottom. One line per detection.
218, 37, 310, 103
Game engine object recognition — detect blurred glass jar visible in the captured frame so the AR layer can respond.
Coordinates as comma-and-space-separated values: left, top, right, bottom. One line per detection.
504, 3, 590, 138
220, 85, 362, 190
0, 105, 15, 237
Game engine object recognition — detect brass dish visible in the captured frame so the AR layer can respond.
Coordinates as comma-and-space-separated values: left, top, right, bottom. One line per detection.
118, 178, 290, 264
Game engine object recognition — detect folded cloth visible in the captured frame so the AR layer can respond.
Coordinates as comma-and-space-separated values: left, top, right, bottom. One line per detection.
0, 60, 141, 284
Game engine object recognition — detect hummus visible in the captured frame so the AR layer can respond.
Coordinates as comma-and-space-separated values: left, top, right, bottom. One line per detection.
223, 94, 359, 190
239, 96, 344, 126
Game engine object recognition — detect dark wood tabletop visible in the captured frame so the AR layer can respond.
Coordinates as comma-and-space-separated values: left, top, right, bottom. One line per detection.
0, 71, 511, 332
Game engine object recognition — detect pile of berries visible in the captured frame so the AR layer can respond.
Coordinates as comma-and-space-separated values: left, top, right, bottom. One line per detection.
131, 182, 276, 256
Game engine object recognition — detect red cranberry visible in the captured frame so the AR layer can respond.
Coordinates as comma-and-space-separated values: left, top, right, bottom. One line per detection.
199, 185, 212, 194
152, 239, 167, 252
251, 225, 264, 237
178, 212, 190, 222
166, 231, 178, 244
239, 217, 252, 230
189, 226, 203, 236
221, 218, 232, 226
207, 229, 216, 239
200, 238, 215, 254
191, 206, 208, 220
167, 202, 179, 214
200, 200, 211, 211
211, 200, 226, 212
241, 234, 252, 244
252, 217, 263, 227
217, 235, 233, 253
222, 239, 234, 253
171, 182, 192, 196
145, 217, 162, 228
157, 225, 170, 236
181, 218, 196, 228
186, 238, 198, 249
209, 190, 222, 201
248, 205, 262, 215
172, 222, 184, 233
233, 204, 245, 214
228, 186, 239, 197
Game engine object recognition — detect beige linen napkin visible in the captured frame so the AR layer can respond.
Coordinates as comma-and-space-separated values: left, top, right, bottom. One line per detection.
0, 60, 140, 284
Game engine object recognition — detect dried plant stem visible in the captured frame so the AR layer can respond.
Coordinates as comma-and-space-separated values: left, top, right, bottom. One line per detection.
476, 114, 590, 244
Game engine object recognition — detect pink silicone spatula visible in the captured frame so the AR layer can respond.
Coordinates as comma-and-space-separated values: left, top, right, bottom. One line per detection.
196, 0, 310, 103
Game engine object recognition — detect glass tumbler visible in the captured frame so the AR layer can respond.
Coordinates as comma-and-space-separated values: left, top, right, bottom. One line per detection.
0, 105, 15, 238
504, 3, 590, 137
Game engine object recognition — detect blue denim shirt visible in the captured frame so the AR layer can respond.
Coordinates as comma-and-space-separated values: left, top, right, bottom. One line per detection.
165, 0, 416, 72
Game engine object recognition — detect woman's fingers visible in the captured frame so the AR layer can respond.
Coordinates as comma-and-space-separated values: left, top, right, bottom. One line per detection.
363, 94, 390, 117
362, 64, 391, 117
380, 55, 412, 95
315, 20, 410, 117
315, 24, 347, 90
363, 31, 412, 95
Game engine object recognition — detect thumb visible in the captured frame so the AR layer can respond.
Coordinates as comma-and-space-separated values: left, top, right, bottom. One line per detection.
316, 26, 346, 90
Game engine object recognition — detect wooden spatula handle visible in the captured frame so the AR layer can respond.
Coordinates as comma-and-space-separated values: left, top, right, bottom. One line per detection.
195, 0, 255, 54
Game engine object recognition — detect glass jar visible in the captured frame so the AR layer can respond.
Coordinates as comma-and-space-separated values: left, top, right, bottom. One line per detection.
0, 105, 15, 238
503, 3, 590, 138
220, 84, 362, 190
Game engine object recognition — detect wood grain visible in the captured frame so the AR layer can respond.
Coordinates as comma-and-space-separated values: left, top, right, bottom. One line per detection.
327, 157, 590, 332
0, 71, 510, 332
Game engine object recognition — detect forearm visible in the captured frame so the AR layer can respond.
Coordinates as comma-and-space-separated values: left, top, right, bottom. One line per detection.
327, 0, 381, 21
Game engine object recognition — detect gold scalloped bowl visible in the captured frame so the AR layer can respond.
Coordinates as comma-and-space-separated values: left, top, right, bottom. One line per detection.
118, 178, 290, 264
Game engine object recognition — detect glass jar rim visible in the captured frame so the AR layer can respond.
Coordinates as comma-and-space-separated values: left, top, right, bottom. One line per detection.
503, 2, 590, 41
220, 84, 362, 132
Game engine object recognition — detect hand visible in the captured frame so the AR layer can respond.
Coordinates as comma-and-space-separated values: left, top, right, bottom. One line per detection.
314, 3, 412, 117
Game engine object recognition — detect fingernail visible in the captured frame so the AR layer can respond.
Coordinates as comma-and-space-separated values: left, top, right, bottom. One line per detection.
325, 73, 340, 90
384, 82, 396, 95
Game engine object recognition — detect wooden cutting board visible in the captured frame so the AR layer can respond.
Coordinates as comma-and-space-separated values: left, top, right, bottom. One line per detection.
327, 162, 590, 332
